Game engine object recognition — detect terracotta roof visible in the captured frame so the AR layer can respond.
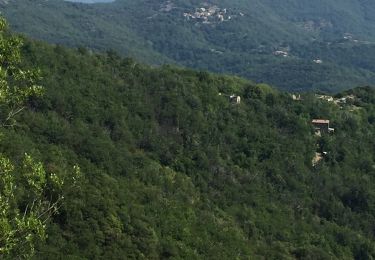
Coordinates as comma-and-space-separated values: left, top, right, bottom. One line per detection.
312, 119, 330, 124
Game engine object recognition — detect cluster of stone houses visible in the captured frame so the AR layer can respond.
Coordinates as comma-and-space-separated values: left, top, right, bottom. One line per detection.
316, 94, 357, 106
183, 5, 234, 24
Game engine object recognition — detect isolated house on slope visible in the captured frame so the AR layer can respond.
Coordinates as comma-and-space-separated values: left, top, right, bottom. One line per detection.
229, 94, 241, 104
218, 92, 241, 104
312, 119, 335, 135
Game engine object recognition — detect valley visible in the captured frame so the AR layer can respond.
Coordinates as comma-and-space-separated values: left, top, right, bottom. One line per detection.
1, 0, 375, 91
0, 2, 375, 259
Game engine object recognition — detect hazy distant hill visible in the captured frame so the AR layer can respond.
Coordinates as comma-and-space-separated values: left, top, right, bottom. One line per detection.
2, 0, 375, 91
65, 0, 115, 3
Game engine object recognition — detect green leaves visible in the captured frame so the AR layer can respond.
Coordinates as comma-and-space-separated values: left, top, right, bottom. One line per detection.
0, 154, 44, 258
0, 12, 374, 258
0, 18, 43, 127
0, 152, 81, 258
23, 154, 46, 196
0, 17, 81, 259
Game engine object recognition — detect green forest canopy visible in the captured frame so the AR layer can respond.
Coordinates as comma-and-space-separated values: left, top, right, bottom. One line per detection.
0, 22, 373, 258
0, 18, 81, 258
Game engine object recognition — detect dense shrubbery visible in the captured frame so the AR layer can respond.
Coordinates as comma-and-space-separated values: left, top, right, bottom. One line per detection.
0, 34, 373, 258
0, 19, 81, 258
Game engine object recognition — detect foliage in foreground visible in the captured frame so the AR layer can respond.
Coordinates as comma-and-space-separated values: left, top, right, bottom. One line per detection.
0, 18, 80, 258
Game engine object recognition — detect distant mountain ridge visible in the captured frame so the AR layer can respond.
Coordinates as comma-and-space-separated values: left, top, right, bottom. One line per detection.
64, 0, 114, 3
1, 0, 375, 91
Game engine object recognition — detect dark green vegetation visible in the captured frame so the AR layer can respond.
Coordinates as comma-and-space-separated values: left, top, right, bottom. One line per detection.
0, 31, 374, 258
0, 18, 81, 258
1, 0, 375, 91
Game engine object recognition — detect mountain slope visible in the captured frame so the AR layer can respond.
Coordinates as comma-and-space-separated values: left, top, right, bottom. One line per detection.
1, 0, 375, 91
0, 32, 374, 258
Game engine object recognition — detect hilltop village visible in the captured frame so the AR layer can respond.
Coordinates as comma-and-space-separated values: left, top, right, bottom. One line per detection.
183, 4, 243, 24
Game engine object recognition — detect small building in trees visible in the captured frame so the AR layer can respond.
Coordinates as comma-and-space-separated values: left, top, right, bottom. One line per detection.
229, 94, 241, 104
219, 92, 241, 104
292, 94, 302, 101
316, 95, 334, 102
312, 119, 334, 135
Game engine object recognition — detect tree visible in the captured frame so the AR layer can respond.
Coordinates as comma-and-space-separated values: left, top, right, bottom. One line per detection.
0, 154, 80, 258
0, 18, 42, 127
0, 17, 80, 258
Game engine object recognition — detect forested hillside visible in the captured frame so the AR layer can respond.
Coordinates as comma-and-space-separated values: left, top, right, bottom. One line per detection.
1, 0, 375, 91
0, 26, 375, 258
